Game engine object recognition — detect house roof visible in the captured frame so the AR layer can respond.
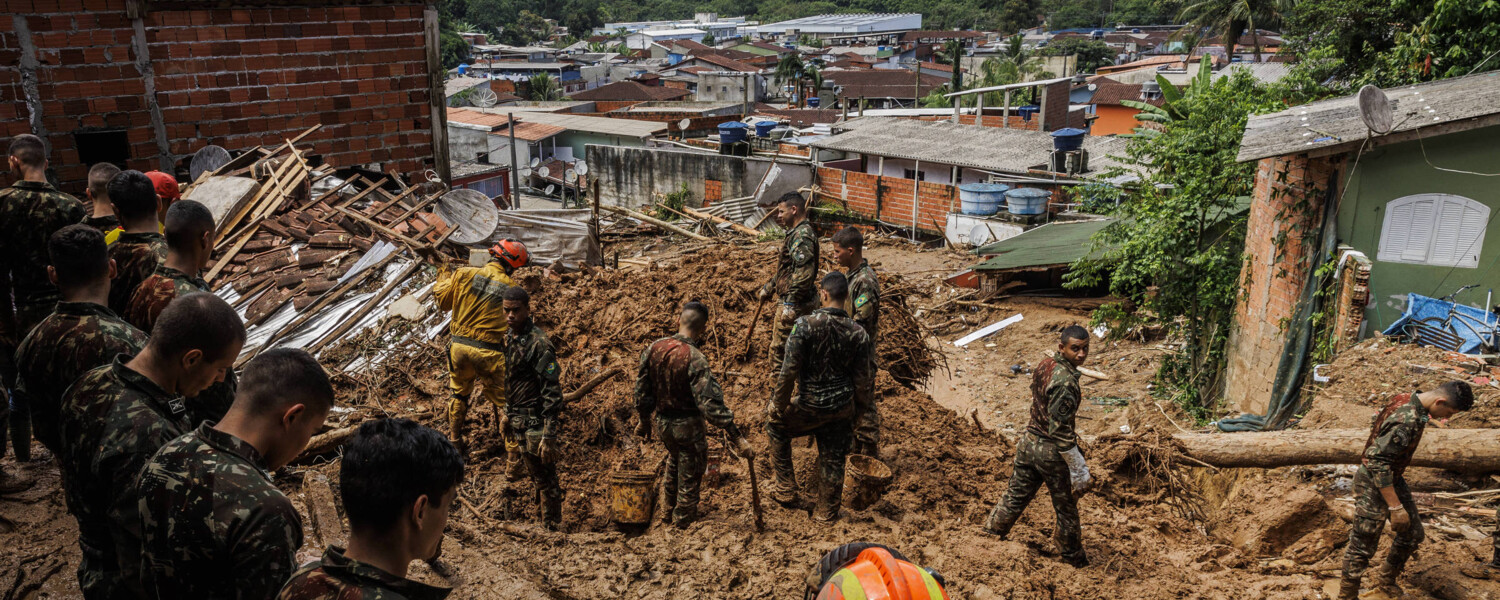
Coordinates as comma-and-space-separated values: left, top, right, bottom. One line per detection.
490, 121, 567, 142
685, 53, 762, 72
825, 70, 949, 100
809, 117, 1133, 176
751, 106, 842, 126
900, 30, 986, 42
669, 39, 713, 52
1238, 71, 1500, 162
917, 61, 960, 72
444, 76, 490, 97
738, 40, 796, 54
496, 110, 667, 138
566, 80, 691, 101
446, 107, 514, 130
1094, 54, 1215, 74
1088, 82, 1164, 107
972, 219, 1115, 271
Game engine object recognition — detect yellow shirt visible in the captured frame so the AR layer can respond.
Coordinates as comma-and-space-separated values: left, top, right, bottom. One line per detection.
104, 223, 163, 245
434, 261, 516, 346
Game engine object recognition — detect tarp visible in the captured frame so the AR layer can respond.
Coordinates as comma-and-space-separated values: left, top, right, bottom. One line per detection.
1382, 293, 1496, 354
480, 209, 602, 270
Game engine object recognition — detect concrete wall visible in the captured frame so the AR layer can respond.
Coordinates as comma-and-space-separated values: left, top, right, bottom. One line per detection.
696, 72, 765, 103
554, 131, 645, 159
587, 144, 811, 210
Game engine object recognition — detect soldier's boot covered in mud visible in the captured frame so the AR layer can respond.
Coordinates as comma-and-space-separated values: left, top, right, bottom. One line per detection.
541, 490, 563, 531
448, 395, 470, 455
1371, 556, 1405, 598
768, 435, 800, 507
505, 450, 527, 482
982, 504, 1017, 539
0, 467, 35, 495
1335, 577, 1362, 600
1060, 547, 1089, 568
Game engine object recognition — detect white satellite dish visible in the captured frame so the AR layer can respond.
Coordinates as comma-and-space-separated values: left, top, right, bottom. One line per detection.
538, 166, 551, 178
189, 145, 231, 181
968, 224, 994, 246
575, 162, 589, 176
1358, 84, 1394, 135
519, 167, 533, 178
544, 184, 557, 195
529, 157, 541, 168
565, 168, 577, 181
473, 87, 500, 108
678, 118, 691, 131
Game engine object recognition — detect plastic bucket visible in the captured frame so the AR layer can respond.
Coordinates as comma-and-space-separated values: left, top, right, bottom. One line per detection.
1005, 187, 1052, 215
754, 121, 777, 137
958, 182, 1010, 216
1050, 127, 1086, 151
843, 454, 893, 511
607, 469, 657, 525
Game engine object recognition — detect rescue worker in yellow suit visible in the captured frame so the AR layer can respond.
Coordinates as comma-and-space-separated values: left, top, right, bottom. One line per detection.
805, 542, 950, 600
435, 238, 529, 478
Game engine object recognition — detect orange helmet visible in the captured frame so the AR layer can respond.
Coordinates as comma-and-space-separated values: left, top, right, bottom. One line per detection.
810, 544, 949, 600
488, 238, 529, 270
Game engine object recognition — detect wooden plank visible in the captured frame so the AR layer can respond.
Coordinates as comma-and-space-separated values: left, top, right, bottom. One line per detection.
682, 206, 759, 236
305, 259, 425, 355
331, 204, 426, 251
599, 204, 712, 241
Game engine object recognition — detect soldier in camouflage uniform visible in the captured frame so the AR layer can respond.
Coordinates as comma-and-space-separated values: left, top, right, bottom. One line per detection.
1461, 508, 1500, 580
15, 225, 148, 459
279, 418, 463, 600
984, 326, 1094, 568
831, 226, 881, 458
500, 286, 567, 527
759, 191, 820, 365
138, 348, 333, 600
766, 272, 873, 522
103, 170, 168, 316
1337, 381, 1473, 600
125, 199, 238, 425
634, 300, 756, 527
58, 293, 245, 599
81, 163, 123, 237
0, 135, 86, 483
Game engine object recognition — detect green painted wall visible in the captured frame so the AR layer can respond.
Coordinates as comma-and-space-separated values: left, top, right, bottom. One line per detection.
1336, 125, 1500, 331
555, 132, 642, 158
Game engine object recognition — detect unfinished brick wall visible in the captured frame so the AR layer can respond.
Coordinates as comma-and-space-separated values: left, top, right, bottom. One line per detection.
1331, 249, 1371, 354
1224, 154, 1342, 413
1, 0, 444, 194
815, 166, 957, 235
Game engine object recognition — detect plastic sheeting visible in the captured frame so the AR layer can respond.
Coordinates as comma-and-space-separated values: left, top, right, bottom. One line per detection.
478, 209, 601, 270
1382, 293, 1497, 354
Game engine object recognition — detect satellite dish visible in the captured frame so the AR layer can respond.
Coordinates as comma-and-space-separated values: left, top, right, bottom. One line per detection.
435, 189, 500, 245
473, 87, 500, 108
565, 168, 577, 181
1358, 84, 1394, 135
968, 224, 994, 246
575, 162, 589, 176
529, 157, 541, 168
189, 145, 231, 181
519, 167, 533, 178
1087, 83, 1097, 92
537, 166, 551, 178
544, 184, 557, 195
678, 118, 691, 131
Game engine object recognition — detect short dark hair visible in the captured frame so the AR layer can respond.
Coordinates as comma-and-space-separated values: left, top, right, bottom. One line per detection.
1439, 380, 1475, 411
49, 224, 109, 289
1060, 325, 1090, 344
88, 163, 121, 198
502, 285, 529, 303
682, 300, 709, 329
831, 226, 863, 251
164, 199, 215, 250
820, 271, 848, 302
8, 134, 46, 168
237, 348, 334, 413
148, 292, 247, 362
779, 191, 807, 211
340, 418, 465, 531
107, 169, 160, 221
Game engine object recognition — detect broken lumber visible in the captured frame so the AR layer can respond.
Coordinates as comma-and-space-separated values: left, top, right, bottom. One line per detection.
599, 204, 711, 242
302, 472, 348, 549
305, 258, 425, 355
564, 367, 622, 403
681, 206, 760, 237
1174, 428, 1500, 473
300, 426, 358, 458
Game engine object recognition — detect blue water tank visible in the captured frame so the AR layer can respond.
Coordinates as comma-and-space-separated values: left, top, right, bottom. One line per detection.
807, 96, 821, 108
719, 121, 750, 144
1006, 187, 1052, 215
1050, 127, 1087, 151
1017, 105, 1040, 121
754, 121, 777, 137
457, 63, 469, 75
958, 183, 1010, 216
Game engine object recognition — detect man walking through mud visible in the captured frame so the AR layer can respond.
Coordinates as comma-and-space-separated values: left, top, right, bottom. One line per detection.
501, 286, 566, 529
759, 191, 819, 365
1338, 380, 1473, 599
831, 226, 880, 458
984, 325, 1093, 567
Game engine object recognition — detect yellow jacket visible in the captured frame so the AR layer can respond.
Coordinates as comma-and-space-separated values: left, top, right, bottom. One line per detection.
435, 261, 516, 346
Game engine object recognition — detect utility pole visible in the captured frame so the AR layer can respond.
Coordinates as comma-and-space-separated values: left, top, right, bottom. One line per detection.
508, 111, 520, 210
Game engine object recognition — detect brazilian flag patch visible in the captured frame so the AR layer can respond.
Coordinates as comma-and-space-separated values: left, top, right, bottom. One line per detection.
545, 361, 558, 376
854, 293, 871, 309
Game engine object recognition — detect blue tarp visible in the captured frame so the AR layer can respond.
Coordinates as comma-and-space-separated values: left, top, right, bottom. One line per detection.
1382, 293, 1496, 354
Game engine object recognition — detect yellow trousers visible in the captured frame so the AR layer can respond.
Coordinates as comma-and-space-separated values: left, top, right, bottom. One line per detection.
447, 342, 519, 453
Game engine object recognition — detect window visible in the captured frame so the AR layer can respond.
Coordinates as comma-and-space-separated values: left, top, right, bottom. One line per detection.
902, 168, 926, 181
74, 130, 130, 169
1377, 194, 1489, 268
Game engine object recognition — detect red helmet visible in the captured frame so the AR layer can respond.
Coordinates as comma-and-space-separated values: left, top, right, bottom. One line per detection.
488, 239, 529, 270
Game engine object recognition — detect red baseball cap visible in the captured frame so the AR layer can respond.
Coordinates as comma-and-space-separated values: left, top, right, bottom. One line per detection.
145, 171, 180, 202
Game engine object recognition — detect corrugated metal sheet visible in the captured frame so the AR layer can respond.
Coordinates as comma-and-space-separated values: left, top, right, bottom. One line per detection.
810, 117, 1134, 176
972, 219, 1114, 271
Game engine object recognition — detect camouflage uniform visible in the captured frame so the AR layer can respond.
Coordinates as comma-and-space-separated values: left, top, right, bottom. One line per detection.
14, 301, 147, 457
278, 546, 451, 600
59, 356, 192, 600
1339, 391, 1428, 597
634, 334, 743, 526
766, 307, 872, 520
767, 220, 819, 364
845, 259, 880, 457
505, 318, 565, 524
82, 214, 121, 237
138, 423, 304, 600
123, 263, 238, 425
107, 231, 166, 316
984, 352, 1087, 565
0, 180, 85, 461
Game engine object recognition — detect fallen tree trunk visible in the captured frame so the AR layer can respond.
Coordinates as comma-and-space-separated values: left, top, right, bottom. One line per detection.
600, 204, 711, 242
1174, 429, 1500, 473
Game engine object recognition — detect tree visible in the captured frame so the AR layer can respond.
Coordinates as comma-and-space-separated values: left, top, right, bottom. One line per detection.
773, 53, 806, 107
1042, 38, 1116, 73
440, 30, 473, 69
936, 38, 966, 92
529, 73, 561, 100
1176, 0, 1293, 63
702, 32, 716, 46
996, 0, 1042, 33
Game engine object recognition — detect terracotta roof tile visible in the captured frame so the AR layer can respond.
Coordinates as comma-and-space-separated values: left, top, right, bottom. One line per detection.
567, 80, 691, 101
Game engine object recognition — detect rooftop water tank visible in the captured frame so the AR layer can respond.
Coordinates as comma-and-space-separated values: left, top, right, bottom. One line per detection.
958, 183, 1010, 216
718, 121, 750, 144
754, 121, 777, 137
1050, 128, 1086, 151
457, 63, 470, 75
1005, 187, 1052, 215
807, 96, 821, 108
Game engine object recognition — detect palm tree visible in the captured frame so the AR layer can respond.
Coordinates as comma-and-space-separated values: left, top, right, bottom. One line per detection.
937, 38, 966, 93
773, 54, 806, 108
528, 73, 561, 101
1177, 0, 1292, 63
978, 35, 1042, 105
586, 41, 607, 53
802, 63, 823, 107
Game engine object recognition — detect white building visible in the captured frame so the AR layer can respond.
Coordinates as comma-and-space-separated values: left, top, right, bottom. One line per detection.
625, 28, 707, 50
754, 13, 922, 41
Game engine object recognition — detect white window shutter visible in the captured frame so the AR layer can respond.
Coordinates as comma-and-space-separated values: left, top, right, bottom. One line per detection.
1378, 201, 1414, 262
1401, 197, 1436, 262
1379, 194, 1489, 268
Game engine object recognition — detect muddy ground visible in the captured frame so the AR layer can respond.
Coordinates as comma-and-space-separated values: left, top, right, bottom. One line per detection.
5, 235, 1500, 599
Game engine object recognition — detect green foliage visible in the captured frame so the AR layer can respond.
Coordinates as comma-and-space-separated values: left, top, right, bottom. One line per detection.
528, 73, 561, 100
655, 182, 693, 221
1177, 0, 1293, 62
1041, 38, 1116, 73
1042, 0, 1182, 29
702, 32, 717, 45
920, 85, 954, 108
937, 38, 966, 92
440, 30, 473, 70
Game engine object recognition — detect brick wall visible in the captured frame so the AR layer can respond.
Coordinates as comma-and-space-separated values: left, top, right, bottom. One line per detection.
593, 100, 642, 112
910, 109, 1086, 131
1, 0, 442, 194
1223, 154, 1342, 413
1331, 249, 1371, 354
815, 166, 957, 235
776, 142, 810, 157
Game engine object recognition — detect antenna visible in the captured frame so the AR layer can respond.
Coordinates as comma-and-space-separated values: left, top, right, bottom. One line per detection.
575, 162, 589, 176
529, 157, 541, 168
538, 166, 551, 178
544, 184, 557, 195
473, 87, 500, 108
678, 118, 692, 131
1358, 84, 1394, 135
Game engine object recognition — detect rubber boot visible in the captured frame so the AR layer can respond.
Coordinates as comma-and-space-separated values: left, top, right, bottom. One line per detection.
505, 451, 526, 482
448, 396, 470, 456
1336, 578, 1361, 600
983, 505, 1016, 539
1061, 549, 1089, 568
1370, 559, 1403, 598
0, 467, 35, 495
812, 495, 840, 523
542, 492, 562, 530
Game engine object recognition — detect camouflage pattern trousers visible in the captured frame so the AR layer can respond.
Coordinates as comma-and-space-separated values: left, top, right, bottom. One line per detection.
766, 402, 854, 519
1, 304, 51, 462
1342, 473, 1424, 588
852, 353, 879, 458
985, 431, 1084, 562
657, 415, 709, 526
512, 425, 563, 524
768, 300, 817, 365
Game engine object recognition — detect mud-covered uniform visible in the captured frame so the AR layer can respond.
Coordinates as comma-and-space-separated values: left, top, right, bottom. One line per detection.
59, 356, 192, 600
1339, 391, 1428, 596
107, 231, 167, 316
845, 259, 880, 457
0, 180, 85, 461
137, 423, 304, 600
433, 262, 518, 453
985, 352, 1086, 564
278, 546, 451, 600
635, 334, 742, 525
766, 219, 819, 364
14, 301, 147, 457
766, 306, 872, 520
122, 263, 238, 425
505, 318, 564, 524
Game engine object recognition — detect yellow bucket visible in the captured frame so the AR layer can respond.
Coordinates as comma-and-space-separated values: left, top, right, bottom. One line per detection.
607, 469, 657, 525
